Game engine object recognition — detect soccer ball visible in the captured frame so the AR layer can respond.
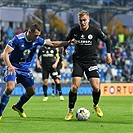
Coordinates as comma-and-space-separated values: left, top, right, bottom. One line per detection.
76, 107, 90, 121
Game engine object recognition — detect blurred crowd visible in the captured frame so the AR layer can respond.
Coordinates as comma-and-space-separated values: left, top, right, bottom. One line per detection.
0, 25, 133, 83
97, 32, 133, 83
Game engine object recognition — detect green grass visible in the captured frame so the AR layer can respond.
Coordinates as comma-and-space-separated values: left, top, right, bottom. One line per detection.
0, 96, 132, 133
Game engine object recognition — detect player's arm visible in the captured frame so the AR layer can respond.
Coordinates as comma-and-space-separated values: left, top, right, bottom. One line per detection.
2, 45, 16, 73
44, 38, 68, 47
2, 45, 13, 67
60, 60, 65, 73
98, 29, 112, 66
36, 50, 42, 69
104, 38, 112, 66
52, 53, 60, 69
45, 39, 76, 47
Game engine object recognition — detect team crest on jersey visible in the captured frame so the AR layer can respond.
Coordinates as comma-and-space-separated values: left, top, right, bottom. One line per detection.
88, 34, 93, 39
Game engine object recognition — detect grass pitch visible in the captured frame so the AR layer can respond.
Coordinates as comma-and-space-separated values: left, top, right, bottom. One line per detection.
0, 95, 132, 133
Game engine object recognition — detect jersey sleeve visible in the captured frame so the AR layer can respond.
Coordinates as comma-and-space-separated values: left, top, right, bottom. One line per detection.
96, 28, 111, 53
7, 36, 18, 50
38, 37, 46, 46
96, 28, 108, 41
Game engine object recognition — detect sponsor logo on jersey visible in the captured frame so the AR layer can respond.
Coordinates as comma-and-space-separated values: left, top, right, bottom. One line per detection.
52, 72, 58, 76
46, 51, 49, 54
88, 66, 98, 71
80, 34, 85, 39
50, 50, 54, 53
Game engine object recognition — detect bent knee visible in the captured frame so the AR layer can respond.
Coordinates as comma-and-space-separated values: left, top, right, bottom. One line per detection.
71, 85, 78, 93
26, 86, 35, 96
5, 82, 15, 94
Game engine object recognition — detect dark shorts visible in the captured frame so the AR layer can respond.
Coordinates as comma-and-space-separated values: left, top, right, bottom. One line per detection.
72, 61, 99, 79
42, 68, 59, 80
4, 69, 34, 88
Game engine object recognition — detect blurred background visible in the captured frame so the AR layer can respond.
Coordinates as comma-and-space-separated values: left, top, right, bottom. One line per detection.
0, 0, 133, 84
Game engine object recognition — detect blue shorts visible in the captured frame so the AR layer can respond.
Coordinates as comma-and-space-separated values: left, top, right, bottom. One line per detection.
4, 69, 34, 88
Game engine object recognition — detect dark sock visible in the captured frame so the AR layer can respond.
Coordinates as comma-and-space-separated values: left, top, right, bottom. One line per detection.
56, 83, 62, 96
69, 90, 77, 109
0, 92, 10, 115
51, 83, 55, 94
43, 85, 48, 97
16, 93, 31, 108
56, 89, 58, 95
92, 90, 101, 105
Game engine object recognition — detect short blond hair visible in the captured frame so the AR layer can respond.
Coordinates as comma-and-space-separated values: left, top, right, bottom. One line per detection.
78, 10, 89, 18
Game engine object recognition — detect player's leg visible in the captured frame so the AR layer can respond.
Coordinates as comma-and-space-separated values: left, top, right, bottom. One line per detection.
64, 77, 81, 120
0, 69, 16, 119
51, 69, 64, 100
56, 63, 61, 96
42, 79, 49, 101
89, 78, 103, 117
86, 69, 103, 117
12, 73, 35, 118
65, 62, 83, 120
54, 78, 64, 101
51, 78, 55, 96
0, 81, 15, 119
42, 69, 49, 101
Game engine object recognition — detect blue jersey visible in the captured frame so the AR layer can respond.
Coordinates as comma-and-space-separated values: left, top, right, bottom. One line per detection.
7, 32, 45, 73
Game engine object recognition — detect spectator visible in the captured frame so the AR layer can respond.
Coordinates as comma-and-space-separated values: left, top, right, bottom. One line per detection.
6, 23, 14, 40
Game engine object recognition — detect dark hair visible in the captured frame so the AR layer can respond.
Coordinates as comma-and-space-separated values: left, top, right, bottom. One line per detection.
29, 24, 41, 32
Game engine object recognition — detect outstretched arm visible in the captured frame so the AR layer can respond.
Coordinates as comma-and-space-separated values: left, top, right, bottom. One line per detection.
45, 39, 76, 47
51, 41, 70, 47
104, 38, 112, 66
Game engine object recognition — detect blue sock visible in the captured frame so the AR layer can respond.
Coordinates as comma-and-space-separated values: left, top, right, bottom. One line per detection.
0, 92, 10, 116
16, 94, 31, 108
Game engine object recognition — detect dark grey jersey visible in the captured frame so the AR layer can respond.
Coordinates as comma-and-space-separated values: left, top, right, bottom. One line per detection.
65, 25, 110, 64
37, 47, 57, 68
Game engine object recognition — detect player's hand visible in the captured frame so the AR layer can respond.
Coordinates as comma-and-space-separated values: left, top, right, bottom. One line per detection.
45, 39, 53, 47
60, 68, 64, 73
7, 65, 17, 75
68, 38, 77, 46
52, 63, 57, 69
106, 53, 112, 66
37, 64, 42, 69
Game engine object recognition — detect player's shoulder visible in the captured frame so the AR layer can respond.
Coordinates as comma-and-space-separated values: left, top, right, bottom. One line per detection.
37, 36, 45, 45
16, 32, 25, 40
89, 25, 99, 31
88, 25, 102, 35
71, 25, 80, 31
